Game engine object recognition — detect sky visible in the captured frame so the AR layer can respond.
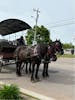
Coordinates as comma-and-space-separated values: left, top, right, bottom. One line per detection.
0, 0, 75, 45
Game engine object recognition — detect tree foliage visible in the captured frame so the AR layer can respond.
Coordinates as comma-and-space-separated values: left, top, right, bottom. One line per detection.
63, 43, 74, 49
26, 25, 51, 45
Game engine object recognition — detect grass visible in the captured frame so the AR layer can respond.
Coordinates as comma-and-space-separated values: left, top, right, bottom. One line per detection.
0, 84, 23, 100
58, 54, 75, 58
0, 84, 39, 100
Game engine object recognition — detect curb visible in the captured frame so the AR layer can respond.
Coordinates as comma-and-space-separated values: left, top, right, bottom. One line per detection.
0, 81, 55, 100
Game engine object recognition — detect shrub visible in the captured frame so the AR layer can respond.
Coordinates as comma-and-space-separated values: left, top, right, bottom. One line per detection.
0, 84, 21, 100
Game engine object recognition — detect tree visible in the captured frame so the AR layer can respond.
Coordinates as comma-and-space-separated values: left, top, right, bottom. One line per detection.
63, 43, 74, 49
26, 25, 51, 45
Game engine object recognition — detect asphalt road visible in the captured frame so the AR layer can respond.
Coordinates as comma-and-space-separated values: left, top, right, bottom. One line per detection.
0, 58, 75, 100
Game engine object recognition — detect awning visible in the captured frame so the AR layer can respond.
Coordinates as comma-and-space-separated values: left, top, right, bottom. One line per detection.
0, 19, 31, 36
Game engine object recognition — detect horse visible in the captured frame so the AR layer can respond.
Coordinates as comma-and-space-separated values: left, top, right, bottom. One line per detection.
42, 39, 64, 77
14, 40, 64, 82
14, 46, 32, 75
14, 43, 57, 82
24, 40, 64, 78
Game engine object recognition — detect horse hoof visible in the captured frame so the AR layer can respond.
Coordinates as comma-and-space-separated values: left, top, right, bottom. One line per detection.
16, 73, 21, 77
31, 80, 36, 83
37, 79, 41, 82
31, 79, 36, 83
17, 75, 21, 77
46, 73, 49, 77
42, 73, 46, 78
29, 69, 32, 73
29, 70, 32, 73
26, 71, 28, 74
35, 78, 41, 82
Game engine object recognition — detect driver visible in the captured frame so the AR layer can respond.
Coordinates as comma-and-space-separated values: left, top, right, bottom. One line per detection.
20, 36, 25, 45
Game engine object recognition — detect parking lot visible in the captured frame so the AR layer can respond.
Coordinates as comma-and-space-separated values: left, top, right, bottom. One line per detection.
0, 58, 75, 100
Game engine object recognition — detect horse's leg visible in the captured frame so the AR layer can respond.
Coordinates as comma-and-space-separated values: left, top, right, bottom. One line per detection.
18, 61, 22, 76
35, 62, 40, 80
16, 61, 19, 75
29, 62, 32, 73
25, 62, 28, 74
15, 57, 19, 75
31, 62, 35, 81
21, 62, 25, 70
16, 61, 21, 76
45, 63, 49, 77
42, 63, 46, 77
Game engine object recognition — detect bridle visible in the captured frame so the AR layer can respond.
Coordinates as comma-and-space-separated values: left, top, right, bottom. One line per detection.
47, 45, 56, 56
53, 41, 63, 53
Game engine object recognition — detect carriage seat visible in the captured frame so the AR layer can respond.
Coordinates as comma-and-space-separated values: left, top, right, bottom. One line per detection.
0, 39, 16, 52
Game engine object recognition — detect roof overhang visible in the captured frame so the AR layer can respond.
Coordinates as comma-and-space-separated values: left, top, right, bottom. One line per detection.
0, 19, 31, 36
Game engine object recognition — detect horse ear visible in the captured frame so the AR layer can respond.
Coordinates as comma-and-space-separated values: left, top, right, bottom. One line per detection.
59, 39, 60, 41
56, 39, 57, 41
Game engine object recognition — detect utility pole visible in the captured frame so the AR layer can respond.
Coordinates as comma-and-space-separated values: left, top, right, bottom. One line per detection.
32, 8, 40, 45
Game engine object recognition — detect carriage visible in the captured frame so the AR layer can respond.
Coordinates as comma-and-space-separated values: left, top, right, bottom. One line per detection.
0, 18, 31, 71
0, 19, 64, 82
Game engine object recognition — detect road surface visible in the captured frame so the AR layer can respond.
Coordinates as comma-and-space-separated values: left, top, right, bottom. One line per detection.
0, 58, 75, 100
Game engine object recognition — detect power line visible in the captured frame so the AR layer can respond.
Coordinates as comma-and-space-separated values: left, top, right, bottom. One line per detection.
47, 18, 75, 25
48, 22, 75, 28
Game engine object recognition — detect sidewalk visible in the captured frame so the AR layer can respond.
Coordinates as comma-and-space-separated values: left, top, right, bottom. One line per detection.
0, 81, 55, 100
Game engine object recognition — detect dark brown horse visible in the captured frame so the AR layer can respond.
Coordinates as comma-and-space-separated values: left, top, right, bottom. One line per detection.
14, 46, 32, 75
14, 43, 56, 82
14, 40, 64, 82
42, 40, 64, 77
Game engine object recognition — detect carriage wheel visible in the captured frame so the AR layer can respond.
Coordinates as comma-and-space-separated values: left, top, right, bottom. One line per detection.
0, 61, 3, 72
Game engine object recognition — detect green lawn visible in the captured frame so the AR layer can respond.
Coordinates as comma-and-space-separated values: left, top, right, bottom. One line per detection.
58, 54, 75, 58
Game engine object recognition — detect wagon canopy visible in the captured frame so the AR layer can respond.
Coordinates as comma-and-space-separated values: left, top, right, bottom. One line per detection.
0, 19, 31, 36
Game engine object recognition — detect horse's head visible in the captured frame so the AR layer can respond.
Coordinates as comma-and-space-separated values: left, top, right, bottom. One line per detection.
47, 45, 57, 61
53, 40, 64, 55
